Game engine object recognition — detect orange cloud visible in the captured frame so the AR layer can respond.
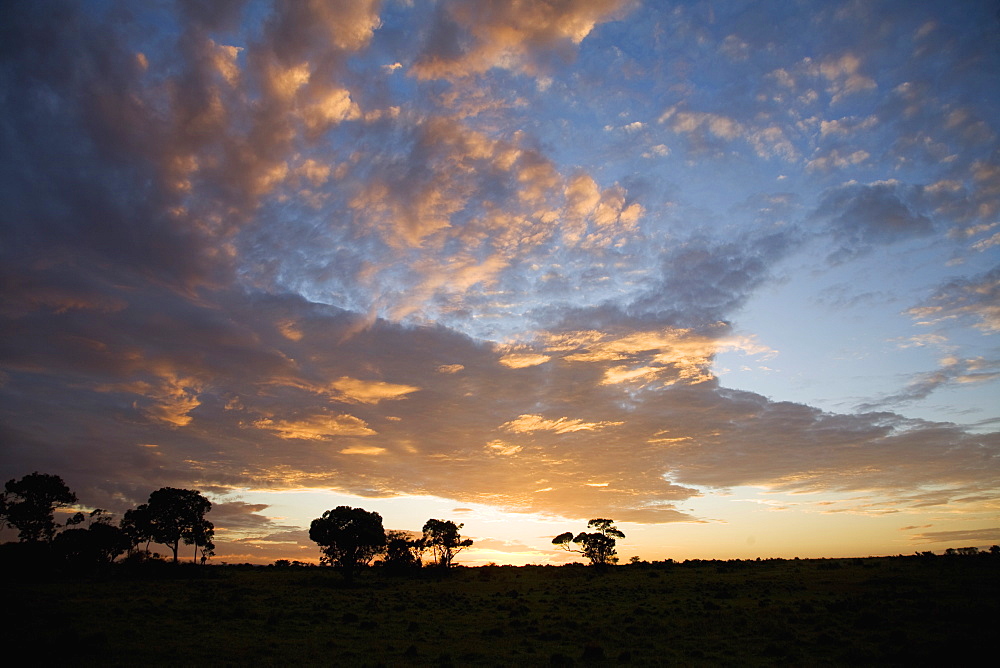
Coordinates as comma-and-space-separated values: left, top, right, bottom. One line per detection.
486, 439, 523, 456
329, 376, 420, 404
340, 445, 387, 455
501, 414, 624, 434
498, 352, 551, 369
411, 0, 636, 80
551, 328, 774, 386
254, 413, 376, 440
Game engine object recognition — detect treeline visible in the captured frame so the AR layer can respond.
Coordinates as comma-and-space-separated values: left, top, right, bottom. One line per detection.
0, 472, 629, 577
0, 472, 477, 576
0, 472, 215, 569
307, 506, 474, 579
917, 546, 999, 557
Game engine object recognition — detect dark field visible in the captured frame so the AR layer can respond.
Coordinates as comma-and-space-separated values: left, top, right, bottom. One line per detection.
6, 557, 996, 666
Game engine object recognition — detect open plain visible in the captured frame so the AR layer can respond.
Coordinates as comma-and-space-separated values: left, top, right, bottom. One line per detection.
5, 556, 996, 666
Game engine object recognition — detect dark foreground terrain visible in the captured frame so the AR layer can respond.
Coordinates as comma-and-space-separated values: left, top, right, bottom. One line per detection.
5, 556, 996, 666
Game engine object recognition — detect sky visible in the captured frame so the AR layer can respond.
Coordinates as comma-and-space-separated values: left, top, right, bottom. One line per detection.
1, 0, 998, 566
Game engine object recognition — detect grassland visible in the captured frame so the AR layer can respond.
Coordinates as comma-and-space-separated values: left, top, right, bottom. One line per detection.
4, 556, 996, 666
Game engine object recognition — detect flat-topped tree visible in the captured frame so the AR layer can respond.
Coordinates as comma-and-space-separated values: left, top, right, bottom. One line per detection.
553, 518, 625, 567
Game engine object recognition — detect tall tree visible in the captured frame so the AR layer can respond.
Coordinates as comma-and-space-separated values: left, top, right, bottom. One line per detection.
552, 518, 625, 568
144, 487, 213, 563
309, 506, 386, 579
422, 519, 473, 568
1, 472, 78, 543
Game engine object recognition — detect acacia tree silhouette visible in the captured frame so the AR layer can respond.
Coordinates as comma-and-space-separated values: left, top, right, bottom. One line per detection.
552, 518, 625, 567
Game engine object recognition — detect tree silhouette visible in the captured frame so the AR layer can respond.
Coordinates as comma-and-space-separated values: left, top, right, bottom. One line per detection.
120, 503, 155, 556
309, 506, 386, 579
422, 519, 473, 568
187, 519, 215, 563
1, 472, 78, 542
54, 519, 131, 566
144, 487, 213, 563
383, 529, 425, 570
552, 518, 625, 567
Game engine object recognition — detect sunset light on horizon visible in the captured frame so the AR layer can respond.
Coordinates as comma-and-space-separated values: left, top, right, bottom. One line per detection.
2, 0, 998, 566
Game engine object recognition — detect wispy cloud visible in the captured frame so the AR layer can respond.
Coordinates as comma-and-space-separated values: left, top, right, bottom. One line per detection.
909, 528, 1000, 545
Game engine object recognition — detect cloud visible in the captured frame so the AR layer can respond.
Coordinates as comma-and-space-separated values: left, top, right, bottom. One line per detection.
207, 499, 297, 538
129, 376, 204, 428
216, 528, 316, 564
819, 115, 878, 137
659, 106, 743, 154
809, 53, 877, 102
806, 149, 870, 172
254, 413, 377, 440
264, 0, 381, 58
0, 0, 390, 302
486, 440, 523, 456
410, 0, 635, 80
328, 377, 420, 404
657, 104, 797, 161
909, 527, 1000, 545
908, 265, 1000, 333
813, 180, 935, 262
340, 445, 387, 455
0, 0, 649, 339
498, 352, 552, 369
641, 387, 1000, 503
624, 231, 794, 328
856, 355, 1000, 411
1, 270, 997, 527
545, 326, 774, 387
501, 414, 624, 434
973, 232, 1000, 251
